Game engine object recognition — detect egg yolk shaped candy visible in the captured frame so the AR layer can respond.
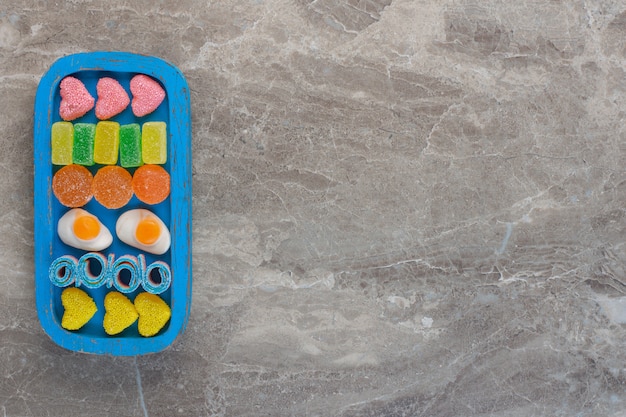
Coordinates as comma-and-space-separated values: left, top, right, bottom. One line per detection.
116, 209, 170, 255
58, 208, 113, 251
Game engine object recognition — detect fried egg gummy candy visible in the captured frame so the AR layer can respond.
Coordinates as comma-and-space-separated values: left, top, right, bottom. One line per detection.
141, 121, 167, 164
116, 209, 171, 255
57, 208, 113, 251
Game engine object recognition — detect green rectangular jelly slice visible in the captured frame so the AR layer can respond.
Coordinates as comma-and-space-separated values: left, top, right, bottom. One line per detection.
72, 123, 96, 166
119, 123, 142, 168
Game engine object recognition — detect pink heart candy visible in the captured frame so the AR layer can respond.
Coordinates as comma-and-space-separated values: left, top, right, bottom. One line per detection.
59, 76, 95, 121
130, 74, 166, 117
95, 77, 130, 120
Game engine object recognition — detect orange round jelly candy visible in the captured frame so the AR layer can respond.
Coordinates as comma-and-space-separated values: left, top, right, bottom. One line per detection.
52, 164, 94, 207
132, 165, 170, 205
92, 166, 133, 209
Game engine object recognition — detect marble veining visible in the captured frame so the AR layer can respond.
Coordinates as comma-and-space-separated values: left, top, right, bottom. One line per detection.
1, 0, 625, 416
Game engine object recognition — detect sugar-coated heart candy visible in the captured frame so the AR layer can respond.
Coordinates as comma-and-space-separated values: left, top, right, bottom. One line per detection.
130, 74, 165, 117
95, 77, 130, 120
134, 293, 171, 337
61, 287, 97, 331
59, 76, 95, 121
103, 292, 138, 335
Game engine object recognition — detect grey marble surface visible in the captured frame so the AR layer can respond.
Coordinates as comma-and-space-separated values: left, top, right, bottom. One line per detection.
1, 1, 626, 416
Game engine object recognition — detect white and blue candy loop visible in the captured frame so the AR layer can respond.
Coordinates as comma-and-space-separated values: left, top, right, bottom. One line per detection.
76, 252, 109, 288
49, 255, 78, 287
111, 255, 142, 293
143, 260, 172, 295
47, 252, 171, 294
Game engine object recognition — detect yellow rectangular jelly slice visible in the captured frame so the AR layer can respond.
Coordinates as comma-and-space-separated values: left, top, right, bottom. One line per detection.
51, 121, 74, 165
94, 121, 120, 165
141, 121, 167, 164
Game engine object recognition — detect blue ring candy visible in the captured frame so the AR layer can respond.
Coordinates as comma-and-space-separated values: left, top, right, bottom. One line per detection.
49, 255, 78, 287
111, 255, 141, 293
48, 253, 171, 293
76, 252, 109, 288
143, 260, 172, 294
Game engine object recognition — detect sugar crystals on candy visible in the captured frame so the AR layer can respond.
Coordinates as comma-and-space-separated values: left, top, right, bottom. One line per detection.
52, 164, 93, 207
95, 77, 130, 120
130, 74, 166, 117
51, 121, 74, 165
119, 123, 142, 167
141, 121, 167, 164
72, 123, 96, 166
59, 76, 95, 121
92, 166, 133, 209
132, 164, 170, 205
61, 287, 98, 331
94, 121, 120, 165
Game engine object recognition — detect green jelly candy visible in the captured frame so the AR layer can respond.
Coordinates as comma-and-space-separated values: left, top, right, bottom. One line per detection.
72, 123, 96, 166
119, 124, 142, 168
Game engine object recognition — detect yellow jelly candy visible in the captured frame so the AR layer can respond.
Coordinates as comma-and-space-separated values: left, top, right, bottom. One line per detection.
93, 121, 120, 165
61, 287, 97, 331
103, 292, 138, 335
51, 121, 74, 165
134, 293, 171, 337
141, 121, 166, 164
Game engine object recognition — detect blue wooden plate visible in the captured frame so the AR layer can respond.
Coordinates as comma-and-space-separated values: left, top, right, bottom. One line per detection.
34, 52, 192, 355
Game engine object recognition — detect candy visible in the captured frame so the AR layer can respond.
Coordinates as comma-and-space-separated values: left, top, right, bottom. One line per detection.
93, 121, 120, 164
49, 255, 79, 287
103, 292, 138, 335
119, 123, 142, 167
51, 121, 74, 165
141, 121, 167, 164
59, 76, 95, 121
134, 293, 171, 337
76, 252, 110, 289
52, 164, 93, 207
57, 208, 113, 252
92, 166, 133, 209
48, 253, 172, 294
130, 74, 166, 117
116, 209, 171, 255
95, 77, 130, 120
132, 164, 170, 205
110, 255, 142, 293
72, 123, 96, 166
143, 261, 172, 295
61, 287, 98, 331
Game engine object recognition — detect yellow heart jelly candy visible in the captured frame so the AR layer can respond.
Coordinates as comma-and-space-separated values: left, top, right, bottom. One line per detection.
103, 292, 138, 335
61, 287, 98, 331
134, 293, 171, 337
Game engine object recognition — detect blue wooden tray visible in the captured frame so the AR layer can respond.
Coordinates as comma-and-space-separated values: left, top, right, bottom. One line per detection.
34, 52, 192, 355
